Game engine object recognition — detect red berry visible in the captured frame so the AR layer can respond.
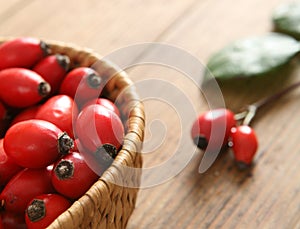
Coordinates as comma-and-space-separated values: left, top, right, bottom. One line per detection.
4, 119, 74, 168
230, 125, 258, 166
25, 194, 71, 229
0, 139, 23, 186
0, 68, 51, 108
191, 108, 236, 151
0, 37, 50, 70
33, 54, 70, 94
75, 104, 124, 154
35, 95, 78, 139
0, 168, 55, 213
59, 67, 103, 106
83, 98, 121, 117
51, 152, 99, 199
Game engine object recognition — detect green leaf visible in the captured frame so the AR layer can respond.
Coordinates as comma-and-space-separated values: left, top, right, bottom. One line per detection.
205, 33, 300, 80
273, 2, 300, 40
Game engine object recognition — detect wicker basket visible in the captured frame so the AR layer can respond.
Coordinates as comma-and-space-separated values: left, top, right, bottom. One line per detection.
0, 38, 145, 229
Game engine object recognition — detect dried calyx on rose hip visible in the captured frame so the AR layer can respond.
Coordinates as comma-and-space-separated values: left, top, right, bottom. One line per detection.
191, 108, 236, 151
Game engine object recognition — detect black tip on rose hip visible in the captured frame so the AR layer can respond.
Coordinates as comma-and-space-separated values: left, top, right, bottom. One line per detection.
38, 82, 51, 97
40, 41, 51, 56
95, 144, 118, 162
27, 199, 45, 222
193, 136, 208, 150
87, 73, 102, 89
56, 54, 70, 71
55, 160, 74, 180
58, 132, 74, 155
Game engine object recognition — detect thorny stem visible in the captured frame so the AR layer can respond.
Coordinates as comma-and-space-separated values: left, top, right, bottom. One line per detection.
234, 81, 300, 125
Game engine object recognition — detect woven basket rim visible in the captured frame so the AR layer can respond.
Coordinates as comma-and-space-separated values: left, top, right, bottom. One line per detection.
0, 37, 144, 229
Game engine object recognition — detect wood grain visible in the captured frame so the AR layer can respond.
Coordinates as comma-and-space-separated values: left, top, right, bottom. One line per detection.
0, 0, 299, 228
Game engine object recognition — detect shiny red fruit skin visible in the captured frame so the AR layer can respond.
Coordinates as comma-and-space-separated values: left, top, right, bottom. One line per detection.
1, 211, 26, 229
230, 125, 258, 164
191, 108, 236, 150
25, 194, 71, 229
10, 105, 40, 126
83, 98, 121, 117
0, 168, 55, 213
35, 95, 78, 139
4, 120, 68, 168
33, 54, 70, 94
0, 68, 50, 108
59, 67, 103, 106
51, 152, 99, 199
0, 37, 49, 70
75, 104, 124, 152
0, 139, 22, 186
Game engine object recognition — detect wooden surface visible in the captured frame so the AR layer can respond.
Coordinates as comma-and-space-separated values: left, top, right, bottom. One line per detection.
1, 0, 300, 228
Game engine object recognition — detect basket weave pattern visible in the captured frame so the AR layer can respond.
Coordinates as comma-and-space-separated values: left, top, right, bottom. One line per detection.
0, 38, 144, 229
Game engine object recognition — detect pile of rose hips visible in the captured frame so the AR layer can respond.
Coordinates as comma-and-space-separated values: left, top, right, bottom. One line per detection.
191, 108, 258, 168
0, 37, 124, 228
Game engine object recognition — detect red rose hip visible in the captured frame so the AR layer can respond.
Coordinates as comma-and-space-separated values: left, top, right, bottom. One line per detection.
75, 104, 124, 154
0, 168, 55, 213
59, 67, 103, 106
191, 108, 236, 151
25, 194, 71, 229
33, 54, 70, 94
4, 119, 74, 168
0, 37, 50, 70
0, 68, 51, 108
51, 152, 99, 199
230, 125, 258, 166
35, 95, 78, 139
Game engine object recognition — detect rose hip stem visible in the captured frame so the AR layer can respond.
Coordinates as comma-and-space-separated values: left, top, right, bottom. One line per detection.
235, 81, 300, 125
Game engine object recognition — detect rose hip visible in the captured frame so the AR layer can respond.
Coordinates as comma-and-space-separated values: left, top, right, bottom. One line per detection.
0, 37, 50, 70
35, 95, 78, 139
75, 104, 124, 154
51, 152, 99, 199
230, 125, 258, 166
0, 168, 55, 213
59, 67, 103, 106
25, 194, 71, 229
33, 54, 70, 94
0, 68, 51, 108
4, 119, 74, 168
191, 108, 236, 151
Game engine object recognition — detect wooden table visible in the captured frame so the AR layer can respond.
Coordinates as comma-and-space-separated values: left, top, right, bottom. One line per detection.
1, 0, 300, 228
